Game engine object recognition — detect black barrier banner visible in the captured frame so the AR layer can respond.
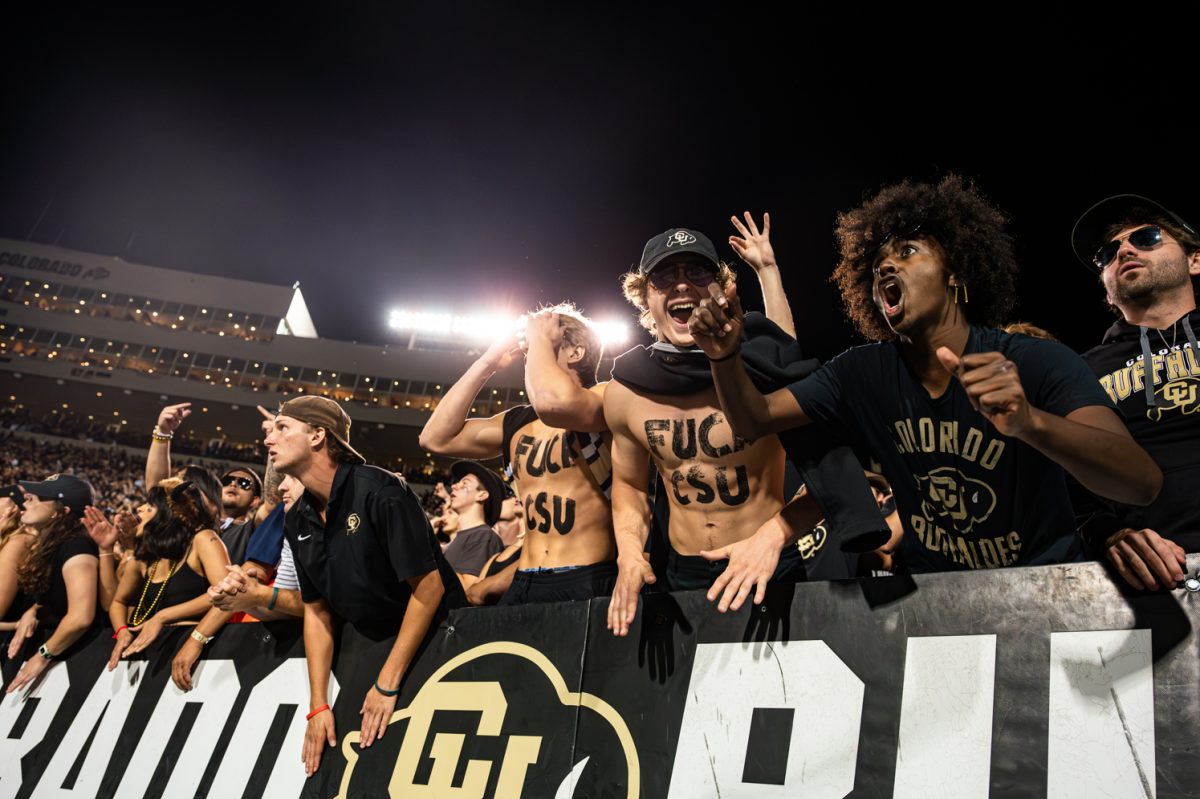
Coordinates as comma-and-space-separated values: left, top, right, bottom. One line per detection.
2, 557, 1199, 797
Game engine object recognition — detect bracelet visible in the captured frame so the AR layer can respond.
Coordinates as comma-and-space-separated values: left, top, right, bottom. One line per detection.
267, 586, 279, 610
189, 629, 213, 646
151, 425, 174, 441
306, 704, 330, 721
374, 679, 400, 697
112, 625, 129, 639
708, 348, 741, 363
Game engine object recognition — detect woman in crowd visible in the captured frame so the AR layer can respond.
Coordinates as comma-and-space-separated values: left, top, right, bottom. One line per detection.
0, 485, 36, 630
107, 478, 230, 669
6, 475, 99, 693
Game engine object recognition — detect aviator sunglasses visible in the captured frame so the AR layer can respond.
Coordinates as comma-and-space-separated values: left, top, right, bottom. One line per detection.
1093, 225, 1163, 270
222, 475, 256, 491
647, 261, 717, 291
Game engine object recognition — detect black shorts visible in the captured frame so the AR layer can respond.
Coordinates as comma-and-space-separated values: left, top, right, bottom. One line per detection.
498, 561, 617, 606
665, 541, 806, 592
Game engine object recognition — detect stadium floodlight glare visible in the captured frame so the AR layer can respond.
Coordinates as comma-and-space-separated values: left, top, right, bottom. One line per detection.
388, 309, 632, 348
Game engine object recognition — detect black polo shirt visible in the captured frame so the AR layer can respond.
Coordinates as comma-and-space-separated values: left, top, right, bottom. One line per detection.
283, 463, 464, 631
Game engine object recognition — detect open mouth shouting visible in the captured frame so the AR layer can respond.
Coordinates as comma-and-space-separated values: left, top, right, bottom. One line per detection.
667, 298, 697, 330
875, 275, 904, 320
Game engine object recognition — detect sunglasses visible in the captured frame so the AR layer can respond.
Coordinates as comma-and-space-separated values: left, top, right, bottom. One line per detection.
222, 475, 256, 492
647, 262, 717, 291
1093, 226, 1163, 270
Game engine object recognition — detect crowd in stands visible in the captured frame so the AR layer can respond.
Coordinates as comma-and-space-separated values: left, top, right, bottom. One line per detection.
1, 180, 1197, 778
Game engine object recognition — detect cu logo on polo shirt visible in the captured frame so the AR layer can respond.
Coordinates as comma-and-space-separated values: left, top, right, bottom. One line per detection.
336, 642, 639, 798
346, 513, 361, 534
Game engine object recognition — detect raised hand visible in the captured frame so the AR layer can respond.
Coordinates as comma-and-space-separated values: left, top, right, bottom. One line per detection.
524, 310, 564, 349
481, 327, 522, 371
157, 403, 192, 435
729, 211, 777, 272
937, 348, 1033, 437
82, 506, 119, 550
688, 282, 744, 361
256, 405, 276, 439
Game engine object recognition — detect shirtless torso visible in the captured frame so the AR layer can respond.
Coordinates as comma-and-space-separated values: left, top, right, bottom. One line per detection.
605, 380, 785, 556
502, 394, 616, 569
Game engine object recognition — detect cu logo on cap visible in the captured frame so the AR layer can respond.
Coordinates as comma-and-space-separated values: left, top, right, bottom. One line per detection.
666, 231, 697, 248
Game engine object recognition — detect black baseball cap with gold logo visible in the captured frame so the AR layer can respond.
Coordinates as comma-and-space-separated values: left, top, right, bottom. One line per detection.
639, 228, 720, 275
19, 474, 96, 516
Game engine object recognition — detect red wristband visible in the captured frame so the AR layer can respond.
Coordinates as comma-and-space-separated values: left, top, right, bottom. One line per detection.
112, 625, 129, 639
306, 704, 330, 721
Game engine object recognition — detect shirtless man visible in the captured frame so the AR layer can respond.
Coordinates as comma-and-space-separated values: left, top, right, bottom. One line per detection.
420, 304, 616, 604
605, 218, 853, 635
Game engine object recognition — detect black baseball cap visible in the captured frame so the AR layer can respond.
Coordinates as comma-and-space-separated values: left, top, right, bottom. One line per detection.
19, 474, 96, 517
639, 228, 720, 275
1071, 194, 1198, 272
0, 484, 25, 510
449, 461, 505, 526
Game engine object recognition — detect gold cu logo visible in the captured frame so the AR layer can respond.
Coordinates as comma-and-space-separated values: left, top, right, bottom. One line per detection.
45, 474, 60, 481
346, 513, 360, 534
916, 467, 997, 533
336, 642, 640, 799
1148, 378, 1200, 422
797, 524, 828, 560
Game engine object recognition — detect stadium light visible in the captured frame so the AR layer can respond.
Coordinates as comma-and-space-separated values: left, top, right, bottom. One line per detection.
388, 309, 632, 348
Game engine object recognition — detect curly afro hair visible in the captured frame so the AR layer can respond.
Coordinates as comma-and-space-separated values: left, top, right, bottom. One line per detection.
831, 175, 1018, 342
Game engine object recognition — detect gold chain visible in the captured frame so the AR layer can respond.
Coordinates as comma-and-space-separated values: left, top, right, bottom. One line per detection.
129, 558, 181, 626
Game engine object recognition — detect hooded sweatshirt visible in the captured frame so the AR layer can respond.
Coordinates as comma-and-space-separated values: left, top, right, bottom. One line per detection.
1076, 308, 1200, 553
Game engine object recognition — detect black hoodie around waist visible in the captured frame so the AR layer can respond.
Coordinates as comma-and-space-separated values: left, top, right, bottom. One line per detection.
1076, 308, 1200, 553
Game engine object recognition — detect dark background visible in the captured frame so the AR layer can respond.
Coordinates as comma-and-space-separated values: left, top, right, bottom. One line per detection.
2, 4, 1195, 357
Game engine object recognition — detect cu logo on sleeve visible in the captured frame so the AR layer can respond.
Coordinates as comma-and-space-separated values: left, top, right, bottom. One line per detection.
336, 642, 640, 798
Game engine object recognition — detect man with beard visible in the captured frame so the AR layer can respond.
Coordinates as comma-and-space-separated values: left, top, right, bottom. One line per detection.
604, 216, 888, 635
1069, 194, 1200, 589
689, 177, 1162, 576
421, 305, 618, 605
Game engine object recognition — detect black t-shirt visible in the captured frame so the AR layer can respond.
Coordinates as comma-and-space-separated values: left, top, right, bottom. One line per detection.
36, 534, 98, 624
788, 326, 1114, 573
219, 518, 255, 564
284, 464, 464, 632
1077, 311, 1200, 553
443, 525, 504, 576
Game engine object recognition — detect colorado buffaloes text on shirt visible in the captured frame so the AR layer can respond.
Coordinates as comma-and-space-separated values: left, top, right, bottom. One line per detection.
788, 327, 1114, 573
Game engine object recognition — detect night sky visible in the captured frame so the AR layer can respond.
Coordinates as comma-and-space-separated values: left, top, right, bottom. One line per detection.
2, 6, 1195, 359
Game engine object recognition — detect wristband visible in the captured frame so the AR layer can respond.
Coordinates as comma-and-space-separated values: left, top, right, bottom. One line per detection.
374, 679, 400, 697
306, 704, 330, 721
189, 629, 213, 645
267, 586, 279, 610
112, 625, 129, 639
151, 425, 174, 442
38, 643, 57, 660
707, 348, 741, 363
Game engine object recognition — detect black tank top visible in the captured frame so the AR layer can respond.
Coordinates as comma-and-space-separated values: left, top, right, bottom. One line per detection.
133, 559, 210, 623
491, 545, 522, 574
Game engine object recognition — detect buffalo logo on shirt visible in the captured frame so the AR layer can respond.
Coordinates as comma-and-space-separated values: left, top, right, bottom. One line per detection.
346, 513, 361, 534
335, 642, 639, 799
1148, 378, 1200, 422
915, 467, 997, 533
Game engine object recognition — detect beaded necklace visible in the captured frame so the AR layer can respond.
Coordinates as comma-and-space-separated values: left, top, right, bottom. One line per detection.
129, 557, 182, 626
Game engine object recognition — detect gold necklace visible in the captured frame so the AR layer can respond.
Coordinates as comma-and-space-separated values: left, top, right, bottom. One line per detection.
130, 558, 181, 626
